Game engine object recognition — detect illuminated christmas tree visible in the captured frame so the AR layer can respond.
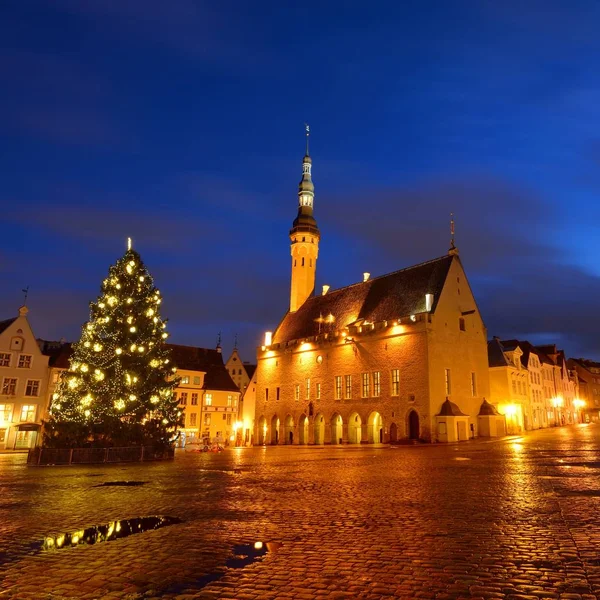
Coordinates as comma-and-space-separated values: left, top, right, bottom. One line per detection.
43, 240, 182, 448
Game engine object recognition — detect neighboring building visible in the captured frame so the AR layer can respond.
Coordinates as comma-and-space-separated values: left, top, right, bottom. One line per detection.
567, 358, 600, 422
239, 369, 257, 446
168, 344, 240, 446
40, 342, 73, 422
487, 338, 530, 434
224, 347, 256, 394
0, 307, 50, 449
254, 139, 491, 445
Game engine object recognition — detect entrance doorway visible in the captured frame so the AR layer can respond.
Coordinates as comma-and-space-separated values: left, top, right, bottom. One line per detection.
389, 422, 398, 442
271, 415, 280, 445
331, 414, 343, 444
348, 412, 362, 444
284, 415, 294, 445
408, 410, 420, 440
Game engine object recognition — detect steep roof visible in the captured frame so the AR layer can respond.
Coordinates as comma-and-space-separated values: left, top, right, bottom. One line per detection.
570, 357, 600, 371
0, 318, 17, 336
274, 254, 454, 344
244, 364, 257, 380
478, 398, 501, 416
44, 343, 73, 369
437, 399, 468, 416
488, 338, 509, 367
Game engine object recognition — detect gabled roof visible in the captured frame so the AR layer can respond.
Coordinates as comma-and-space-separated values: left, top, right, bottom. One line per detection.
168, 344, 225, 372
488, 338, 509, 367
569, 357, 600, 371
437, 399, 467, 416
244, 364, 257, 380
0, 318, 17, 336
273, 254, 454, 344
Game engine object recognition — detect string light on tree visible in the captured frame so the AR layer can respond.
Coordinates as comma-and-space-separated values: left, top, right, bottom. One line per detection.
44, 237, 182, 449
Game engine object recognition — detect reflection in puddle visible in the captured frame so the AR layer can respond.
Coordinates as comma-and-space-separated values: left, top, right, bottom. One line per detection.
94, 481, 148, 487
43, 516, 182, 550
453, 457, 471, 461
226, 542, 283, 569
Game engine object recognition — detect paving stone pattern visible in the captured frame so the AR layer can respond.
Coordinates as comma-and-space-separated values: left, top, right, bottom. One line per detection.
2, 425, 600, 599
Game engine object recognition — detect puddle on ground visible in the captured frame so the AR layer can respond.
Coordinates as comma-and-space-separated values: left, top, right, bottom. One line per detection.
452, 457, 472, 461
43, 516, 182, 550
162, 541, 283, 595
94, 480, 148, 487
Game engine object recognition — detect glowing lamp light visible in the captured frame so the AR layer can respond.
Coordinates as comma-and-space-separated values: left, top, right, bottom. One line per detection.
552, 397, 564, 408
254, 541, 263, 550
264, 331, 272, 347
503, 404, 518, 416
573, 399, 586, 409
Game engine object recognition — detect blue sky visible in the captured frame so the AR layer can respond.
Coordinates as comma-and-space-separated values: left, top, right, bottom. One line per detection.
2, 0, 600, 360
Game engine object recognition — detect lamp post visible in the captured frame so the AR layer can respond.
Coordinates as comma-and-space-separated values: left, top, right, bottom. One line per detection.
573, 399, 585, 423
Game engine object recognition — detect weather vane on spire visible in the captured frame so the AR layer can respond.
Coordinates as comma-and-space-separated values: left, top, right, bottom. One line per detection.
449, 212, 458, 254
127, 237, 132, 251
304, 122, 310, 155
22, 286, 29, 305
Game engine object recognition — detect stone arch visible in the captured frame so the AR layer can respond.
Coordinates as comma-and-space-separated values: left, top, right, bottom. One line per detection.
258, 415, 267, 445
330, 413, 343, 445
314, 413, 325, 445
408, 409, 420, 440
389, 422, 398, 443
298, 414, 309, 445
284, 414, 294, 445
348, 412, 362, 444
271, 415, 280, 445
368, 411, 384, 443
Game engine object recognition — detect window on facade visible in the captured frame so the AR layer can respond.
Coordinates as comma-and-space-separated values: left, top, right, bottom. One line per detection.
173, 392, 178, 402
512, 380, 517, 394
0, 404, 12, 424
205, 393, 212, 406
223, 414, 227, 421
459, 318, 465, 332
306, 378, 310, 399
334, 376, 342, 400
189, 413, 197, 426
180, 392, 188, 405
17, 355, 32, 368
265, 388, 269, 402
2, 378, 17, 396
204, 414, 211, 426
234, 397, 238, 408
238, 369, 242, 375
191, 393, 198, 405
391, 369, 400, 396
362, 373, 370, 398
227, 414, 233, 425
226, 395, 232, 407
316, 383, 321, 400
295, 385, 300, 401
0, 353, 10, 367
444, 369, 451, 396
20, 405, 36, 422
193, 376, 201, 385
301, 257, 305, 267
52, 372, 60, 384
25, 380, 40, 397
345, 375, 352, 399
181, 376, 190, 384
471, 373, 477, 397
373, 372, 381, 397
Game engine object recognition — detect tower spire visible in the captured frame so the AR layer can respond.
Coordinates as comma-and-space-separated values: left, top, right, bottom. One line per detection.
305, 123, 310, 156
449, 212, 458, 255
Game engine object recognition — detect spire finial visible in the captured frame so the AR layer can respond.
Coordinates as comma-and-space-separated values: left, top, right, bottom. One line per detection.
216, 331, 222, 353
304, 123, 310, 156
127, 237, 132, 251
449, 212, 459, 255
22, 286, 29, 306
234, 333, 238, 350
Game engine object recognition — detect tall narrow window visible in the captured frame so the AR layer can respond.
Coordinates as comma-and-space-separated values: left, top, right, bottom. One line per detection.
180, 392, 188, 405
191, 393, 198, 405
345, 375, 352, 399
444, 369, 451, 396
189, 413, 197, 426
316, 383, 321, 400
391, 369, 400, 396
459, 318, 466, 331
2, 378, 17, 396
471, 372, 477, 397
306, 378, 310, 399
227, 395, 232, 407
20, 405, 36, 422
301, 257, 305, 266
373, 371, 381, 397
276, 387, 280, 401
18, 355, 32, 368
205, 393, 212, 406
25, 380, 40, 397
335, 376, 342, 400
0, 353, 10, 367
362, 373, 370, 398
265, 388, 269, 402
295, 385, 300, 401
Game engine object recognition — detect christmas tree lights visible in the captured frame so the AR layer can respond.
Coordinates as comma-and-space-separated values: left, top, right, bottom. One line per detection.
43, 242, 182, 449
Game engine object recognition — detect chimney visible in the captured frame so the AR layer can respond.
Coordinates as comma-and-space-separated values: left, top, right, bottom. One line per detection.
363, 272, 370, 282
322, 285, 330, 296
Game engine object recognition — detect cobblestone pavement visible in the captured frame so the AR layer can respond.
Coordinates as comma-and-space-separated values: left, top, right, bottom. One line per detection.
2, 426, 600, 599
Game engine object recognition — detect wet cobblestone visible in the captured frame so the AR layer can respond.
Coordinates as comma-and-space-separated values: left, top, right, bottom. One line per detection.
1, 425, 600, 598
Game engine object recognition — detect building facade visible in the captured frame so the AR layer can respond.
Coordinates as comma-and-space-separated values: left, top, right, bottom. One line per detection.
254, 140, 491, 445
225, 347, 256, 394
0, 307, 50, 449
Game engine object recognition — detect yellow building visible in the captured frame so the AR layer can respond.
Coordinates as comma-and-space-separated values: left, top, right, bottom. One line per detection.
225, 347, 256, 394
254, 138, 491, 445
487, 338, 530, 434
0, 307, 50, 449
169, 344, 240, 446
239, 369, 257, 446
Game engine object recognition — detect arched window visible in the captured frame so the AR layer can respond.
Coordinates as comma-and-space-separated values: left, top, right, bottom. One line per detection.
301, 258, 305, 266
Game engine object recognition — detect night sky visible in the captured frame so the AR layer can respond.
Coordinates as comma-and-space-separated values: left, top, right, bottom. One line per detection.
2, 1, 600, 362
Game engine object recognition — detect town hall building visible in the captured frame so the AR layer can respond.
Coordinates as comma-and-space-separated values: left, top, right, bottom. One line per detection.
254, 135, 492, 444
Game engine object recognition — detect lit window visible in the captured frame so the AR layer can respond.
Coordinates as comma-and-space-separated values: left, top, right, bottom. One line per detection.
193, 376, 201, 385
295, 385, 300, 401
391, 370, 400, 396
373, 372, 381, 397
181, 376, 190, 385
191, 393, 198, 405
362, 373, 370, 398
306, 378, 310, 399
52, 372, 60, 384
316, 383, 321, 400
227, 395, 232, 407
227, 414, 232, 425
345, 375, 352, 399
0, 404, 12, 424
471, 372, 477, 397
335, 376, 342, 400
20, 404, 36, 422
2, 378, 17, 396
25, 380, 40, 397
205, 393, 212, 406
444, 369, 451, 396
204, 414, 211, 425
189, 413, 197, 426
0, 353, 10, 367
